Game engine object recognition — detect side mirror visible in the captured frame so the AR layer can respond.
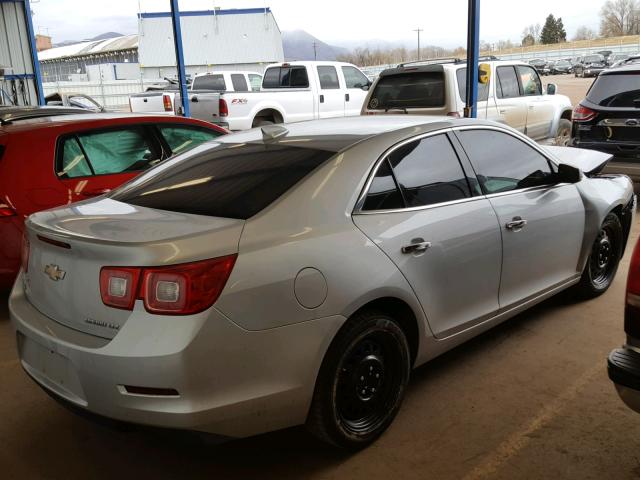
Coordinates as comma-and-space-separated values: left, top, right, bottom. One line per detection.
557, 163, 581, 183
361, 80, 372, 91
547, 83, 557, 95
478, 63, 491, 85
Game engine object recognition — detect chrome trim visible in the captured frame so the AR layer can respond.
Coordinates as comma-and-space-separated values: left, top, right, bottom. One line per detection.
354, 195, 485, 216
483, 182, 571, 199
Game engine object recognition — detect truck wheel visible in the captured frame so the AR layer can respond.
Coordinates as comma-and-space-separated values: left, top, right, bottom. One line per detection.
554, 119, 572, 146
306, 310, 410, 449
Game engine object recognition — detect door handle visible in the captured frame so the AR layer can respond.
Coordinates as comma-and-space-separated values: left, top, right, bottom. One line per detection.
345, 93, 350, 102
191, 96, 199, 103
320, 94, 325, 103
528, 105, 535, 110
505, 216, 527, 231
401, 238, 432, 254
498, 109, 507, 114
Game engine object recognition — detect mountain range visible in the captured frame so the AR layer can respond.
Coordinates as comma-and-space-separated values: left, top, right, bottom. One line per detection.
281, 30, 350, 61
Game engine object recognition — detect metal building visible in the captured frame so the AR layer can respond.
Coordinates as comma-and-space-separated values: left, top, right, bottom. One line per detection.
38, 35, 139, 82
138, 7, 284, 78
0, 0, 41, 106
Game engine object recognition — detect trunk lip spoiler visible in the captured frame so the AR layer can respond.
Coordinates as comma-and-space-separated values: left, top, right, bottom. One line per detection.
542, 145, 612, 176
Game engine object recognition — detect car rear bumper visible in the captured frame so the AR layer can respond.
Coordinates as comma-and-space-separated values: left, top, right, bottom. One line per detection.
608, 347, 640, 413
9, 274, 344, 437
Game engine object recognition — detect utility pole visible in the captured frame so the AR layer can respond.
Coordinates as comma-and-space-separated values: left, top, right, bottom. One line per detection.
312, 41, 318, 60
413, 28, 423, 60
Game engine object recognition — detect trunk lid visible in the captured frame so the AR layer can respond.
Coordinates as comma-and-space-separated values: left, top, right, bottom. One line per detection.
23, 197, 244, 338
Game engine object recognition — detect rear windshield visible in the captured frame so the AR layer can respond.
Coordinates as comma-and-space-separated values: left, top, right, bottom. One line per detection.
587, 74, 640, 108
584, 55, 603, 63
111, 143, 334, 219
368, 71, 445, 110
192, 75, 226, 90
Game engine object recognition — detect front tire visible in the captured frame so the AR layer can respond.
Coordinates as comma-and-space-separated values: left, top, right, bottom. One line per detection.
306, 310, 411, 449
574, 213, 623, 299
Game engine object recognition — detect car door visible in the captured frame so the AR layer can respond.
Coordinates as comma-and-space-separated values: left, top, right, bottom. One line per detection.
495, 66, 527, 133
455, 128, 585, 309
341, 65, 370, 116
55, 126, 163, 202
516, 65, 554, 140
317, 65, 344, 118
352, 132, 502, 338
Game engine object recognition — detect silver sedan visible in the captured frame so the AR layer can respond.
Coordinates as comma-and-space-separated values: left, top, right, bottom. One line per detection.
10, 116, 635, 449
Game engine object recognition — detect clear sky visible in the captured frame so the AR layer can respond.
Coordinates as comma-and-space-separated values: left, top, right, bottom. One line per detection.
31, 0, 603, 48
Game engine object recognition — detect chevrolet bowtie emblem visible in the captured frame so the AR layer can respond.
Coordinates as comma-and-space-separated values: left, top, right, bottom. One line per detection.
44, 264, 66, 281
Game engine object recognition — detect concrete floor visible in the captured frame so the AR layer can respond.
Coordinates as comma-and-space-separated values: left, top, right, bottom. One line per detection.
1, 219, 639, 479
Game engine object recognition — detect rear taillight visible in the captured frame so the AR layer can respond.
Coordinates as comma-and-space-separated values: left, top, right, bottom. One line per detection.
572, 104, 596, 122
162, 94, 172, 112
625, 240, 640, 338
100, 267, 141, 310
99, 255, 237, 315
219, 98, 228, 117
0, 204, 16, 217
20, 234, 29, 273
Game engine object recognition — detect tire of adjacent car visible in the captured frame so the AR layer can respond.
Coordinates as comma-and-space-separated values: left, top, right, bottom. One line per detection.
573, 213, 623, 299
306, 310, 411, 449
554, 119, 572, 146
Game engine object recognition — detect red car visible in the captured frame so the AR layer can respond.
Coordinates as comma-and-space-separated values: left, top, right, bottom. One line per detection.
0, 112, 226, 289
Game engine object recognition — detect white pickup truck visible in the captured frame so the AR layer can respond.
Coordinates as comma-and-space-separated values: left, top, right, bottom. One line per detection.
129, 71, 262, 120
215, 61, 372, 130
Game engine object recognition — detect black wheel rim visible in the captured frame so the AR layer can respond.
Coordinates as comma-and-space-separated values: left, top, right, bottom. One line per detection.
589, 226, 618, 288
334, 330, 404, 435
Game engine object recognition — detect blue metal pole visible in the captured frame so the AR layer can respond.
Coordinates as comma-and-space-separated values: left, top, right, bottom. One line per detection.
464, 0, 480, 118
169, 0, 190, 117
23, 0, 45, 105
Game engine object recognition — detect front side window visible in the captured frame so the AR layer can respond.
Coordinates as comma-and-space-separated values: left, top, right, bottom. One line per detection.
362, 160, 403, 211
57, 127, 160, 178
368, 71, 445, 110
342, 66, 369, 89
158, 126, 222, 156
517, 66, 542, 96
388, 134, 471, 208
497, 66, 520, 99
230, 74, 249, 92
457, 129, 553, 194
317, 66, 340, 89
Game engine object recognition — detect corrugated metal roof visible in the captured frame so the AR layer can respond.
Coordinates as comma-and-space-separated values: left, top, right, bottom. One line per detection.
38, 34, 138, 61
138, 9, 283, 67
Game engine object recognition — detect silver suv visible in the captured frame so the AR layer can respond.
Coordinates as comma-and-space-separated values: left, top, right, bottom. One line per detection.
362, 58, 573, 145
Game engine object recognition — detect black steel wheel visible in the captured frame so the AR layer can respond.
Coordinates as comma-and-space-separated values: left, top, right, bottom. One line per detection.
574, 213, 623, 298
307, 310, 410, 449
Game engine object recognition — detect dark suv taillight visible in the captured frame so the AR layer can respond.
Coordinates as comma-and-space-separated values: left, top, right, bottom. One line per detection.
572, 104, 596, 122
625, 240, 640, 338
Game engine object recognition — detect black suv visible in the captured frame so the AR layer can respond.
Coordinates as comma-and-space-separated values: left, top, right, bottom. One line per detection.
574, 54, 607, 78
571, 62, 640, 179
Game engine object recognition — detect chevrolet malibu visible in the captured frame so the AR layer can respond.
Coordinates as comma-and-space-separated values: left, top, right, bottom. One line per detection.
10, 116, 635, 449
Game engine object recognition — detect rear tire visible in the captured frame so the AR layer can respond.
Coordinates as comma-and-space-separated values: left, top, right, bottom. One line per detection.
573, 213, 623, 299
554, 119, 572, 146
252, 118, 274, 128
306, 310, 410, 450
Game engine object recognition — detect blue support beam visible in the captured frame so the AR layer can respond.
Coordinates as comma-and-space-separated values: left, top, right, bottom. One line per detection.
23, 0, 45, 105
169, 0, 190, 117
464, 0, 480, 118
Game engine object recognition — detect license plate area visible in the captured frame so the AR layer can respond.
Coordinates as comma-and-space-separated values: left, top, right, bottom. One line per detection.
17, 332, 87, 407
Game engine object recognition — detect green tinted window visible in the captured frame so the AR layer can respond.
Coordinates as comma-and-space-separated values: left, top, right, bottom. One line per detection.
159, 126, 221, 156
59, 137, 92, 178
77, 128, 159, 175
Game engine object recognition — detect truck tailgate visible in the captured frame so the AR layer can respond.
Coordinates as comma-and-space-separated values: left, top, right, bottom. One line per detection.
129, 92, 172, 114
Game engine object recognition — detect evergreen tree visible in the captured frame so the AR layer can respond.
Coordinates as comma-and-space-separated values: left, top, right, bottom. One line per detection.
540, 14, 558, 44
555, 17, 567, 42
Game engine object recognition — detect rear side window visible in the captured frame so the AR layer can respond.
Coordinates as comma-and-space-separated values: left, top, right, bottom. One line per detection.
317, 66, 340, 89
457, 129, 553, 194
587, 74, 640, 108
193, 75, 226, 90
230, 74, 249, 92
248, 74, 262, 91
497, 66, 520, 99
262, 66, 309, 88
387, 134, 471, 207
57, 127, 161, 178
456, 68, 489, 102
112, 143, 334, 219
362, 160, 404, 211
368, 72, 445, 110
158, 125, 222, 156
